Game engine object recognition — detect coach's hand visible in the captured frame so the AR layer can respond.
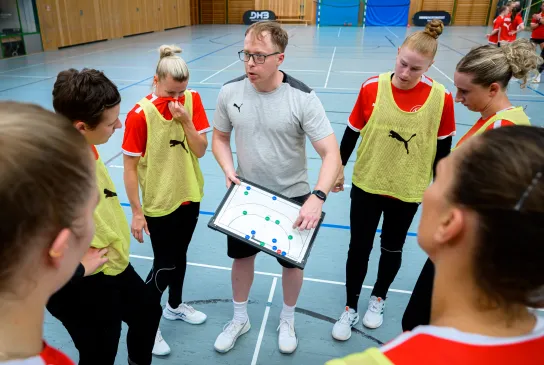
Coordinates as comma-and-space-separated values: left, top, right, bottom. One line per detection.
294, 195, 323, 231
225, 170, 241, 189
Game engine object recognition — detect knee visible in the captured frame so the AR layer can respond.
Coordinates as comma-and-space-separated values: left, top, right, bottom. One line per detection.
233, 255, 256, 267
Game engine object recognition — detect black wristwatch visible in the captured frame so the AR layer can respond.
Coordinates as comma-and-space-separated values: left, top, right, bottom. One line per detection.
312, 189, 327, 202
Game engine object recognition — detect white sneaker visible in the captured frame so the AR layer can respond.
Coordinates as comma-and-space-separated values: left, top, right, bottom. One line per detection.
362, 296, 385, 329
332, 307, 360, 341
152, 329, 171, 356
531, 74, 541, 83
277, 318, 298, 354
214, 318, 251, 353
163, 303, 207, 324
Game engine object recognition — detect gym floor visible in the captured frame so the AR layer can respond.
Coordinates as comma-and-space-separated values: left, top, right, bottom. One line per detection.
1, 23, 543, 365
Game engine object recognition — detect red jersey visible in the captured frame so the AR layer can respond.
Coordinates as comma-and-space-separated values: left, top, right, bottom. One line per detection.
531, 12, 544, 39
455, 107, 516, 147
122, 90, 211, 157
379, 316, 544, 365
348, 74, 456, 140
0, 342, 75, 364
500, 13, 512, 42
509, 13, 523, 41
489, 15, 504, 44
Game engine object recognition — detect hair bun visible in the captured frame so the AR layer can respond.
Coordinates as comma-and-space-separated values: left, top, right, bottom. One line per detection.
424, 19, 444, 39
159, 45, 182, 59
501, 38, 544, 86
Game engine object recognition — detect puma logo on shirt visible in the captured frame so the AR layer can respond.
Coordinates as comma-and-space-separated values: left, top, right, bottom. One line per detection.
104, 188, 117, 198
233, 103, 243, 112
170, 137, 189, 153
389, 130, 417, 154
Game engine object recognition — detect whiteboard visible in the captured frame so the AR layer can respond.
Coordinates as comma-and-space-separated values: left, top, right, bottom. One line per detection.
207, 178, 325, 269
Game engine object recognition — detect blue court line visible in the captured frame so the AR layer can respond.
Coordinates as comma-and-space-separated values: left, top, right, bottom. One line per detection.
119, 203, 418, 237
118, 39, 242, 91
0, 76, 54, 93
384, 35, 396, 48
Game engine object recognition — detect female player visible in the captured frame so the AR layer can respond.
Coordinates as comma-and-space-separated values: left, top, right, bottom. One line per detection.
327, 125, 544, 364
530, 3, 544, 83
123, 45, 211, 355
508, 4, 524, 41
46, 68, 163, 364
487, 5, 509, 46
330, 19, 456, 339
402, 38, 542, 332
0, 101, 96, 364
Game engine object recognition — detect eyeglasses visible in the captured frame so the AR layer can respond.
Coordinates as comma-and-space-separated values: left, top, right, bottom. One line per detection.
238, 51, 281, 64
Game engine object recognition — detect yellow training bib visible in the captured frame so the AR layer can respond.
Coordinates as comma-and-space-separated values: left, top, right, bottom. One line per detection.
137, 90, 204, 217
91, 150, 131, 276
352, 72, 445, 203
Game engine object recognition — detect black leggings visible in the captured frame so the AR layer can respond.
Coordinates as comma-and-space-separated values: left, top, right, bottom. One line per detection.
145, 202, 200, 308
346, 185, 419, 311
402, 257, 435, 331
46, 264, 161, 365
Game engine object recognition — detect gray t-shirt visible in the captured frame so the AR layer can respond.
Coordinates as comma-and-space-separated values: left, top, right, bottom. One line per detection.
213, 72, 334, 198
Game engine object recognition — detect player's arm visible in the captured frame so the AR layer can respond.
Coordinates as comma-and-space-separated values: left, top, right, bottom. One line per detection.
168, 98, 208, 157
211, 88, 240, 188
122, 112, 150, 243
433, 92, 455, 178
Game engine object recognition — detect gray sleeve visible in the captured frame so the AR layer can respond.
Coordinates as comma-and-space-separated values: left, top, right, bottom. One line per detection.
301, 91, 334, 142
213, 87, 233, 133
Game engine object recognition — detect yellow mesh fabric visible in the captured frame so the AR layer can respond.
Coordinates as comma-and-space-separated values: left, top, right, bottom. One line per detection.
352, 72, 445, 203
137, 90, 204, 217
325, 348, 395, 365
91, 153, 131, 276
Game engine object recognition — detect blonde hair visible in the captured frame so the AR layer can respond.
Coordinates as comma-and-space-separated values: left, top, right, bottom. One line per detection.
156, 45, 189, 82
0, 101, 94, 291
456, 38, 543, 88
401, 19, 444, 58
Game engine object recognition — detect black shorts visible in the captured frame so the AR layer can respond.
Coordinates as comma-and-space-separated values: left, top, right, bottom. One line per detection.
530, 38, 544, 45
227, 192, 310, 269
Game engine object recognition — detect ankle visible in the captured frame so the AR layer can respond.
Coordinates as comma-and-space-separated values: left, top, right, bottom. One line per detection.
280, 302, 295, 321
233, 299, 248, 323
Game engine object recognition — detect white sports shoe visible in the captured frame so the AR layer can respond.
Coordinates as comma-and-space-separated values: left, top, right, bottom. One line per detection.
332, 307, 360, 341
163, 303, 207, 325
362, 296, 385, 329
531, 74, 541, 83
214, 318, 251, 353
277, 317, 298, 354
152, 329, 171, 356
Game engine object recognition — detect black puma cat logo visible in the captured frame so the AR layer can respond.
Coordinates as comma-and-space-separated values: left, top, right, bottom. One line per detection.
389, 130, 417, 154
170, 136, 188, 153
233, 103, 243, 112
104, 188, 117, 198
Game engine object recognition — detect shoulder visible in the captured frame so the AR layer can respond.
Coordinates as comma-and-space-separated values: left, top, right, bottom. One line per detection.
485, 119, 516, 130
187, 88, 204, 103
282, 72, 313, 94
223, 74, 248, 88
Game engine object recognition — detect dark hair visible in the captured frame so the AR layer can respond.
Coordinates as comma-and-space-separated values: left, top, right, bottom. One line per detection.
0, 101, 94, 292
245, 21, 289, 53
456, 38, 543, 88
52, 68, 121, 129
452, 125, 544, 309
511, 4, 521, 19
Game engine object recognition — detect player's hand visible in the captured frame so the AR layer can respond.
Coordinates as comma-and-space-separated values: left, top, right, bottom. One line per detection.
169, 100, 191, 124
332, 167, 345, 193
225, 171, 241, 189
131, 213, 150, 243
293, 195, 323, 231
81, 247, 109, 276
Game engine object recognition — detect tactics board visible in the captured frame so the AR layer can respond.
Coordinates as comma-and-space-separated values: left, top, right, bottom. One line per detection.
208, 178, 325, 269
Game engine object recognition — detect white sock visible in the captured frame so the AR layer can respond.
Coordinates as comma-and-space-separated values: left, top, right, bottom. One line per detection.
233, 300, 248, 323
280, 303, 295, 322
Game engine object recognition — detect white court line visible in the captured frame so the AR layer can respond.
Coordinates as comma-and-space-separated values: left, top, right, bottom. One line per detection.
251, 277, 277, 365
129, 254, 544, 312
324, 47, 337, 89
338, 28, 342, 38
0, 74, 50, 79
109, 165, 124, 169
385, 27, 400, 39
431, 64, 454, 84
282, 69, 327, 73
129, 254, 411, 294
508, 94, 544, 98
200, 60, 240, 83
334, 71, 381, 74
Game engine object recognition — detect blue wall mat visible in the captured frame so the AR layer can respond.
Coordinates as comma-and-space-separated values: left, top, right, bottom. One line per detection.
365, 0, 409, 26
317, 0, 360, 26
